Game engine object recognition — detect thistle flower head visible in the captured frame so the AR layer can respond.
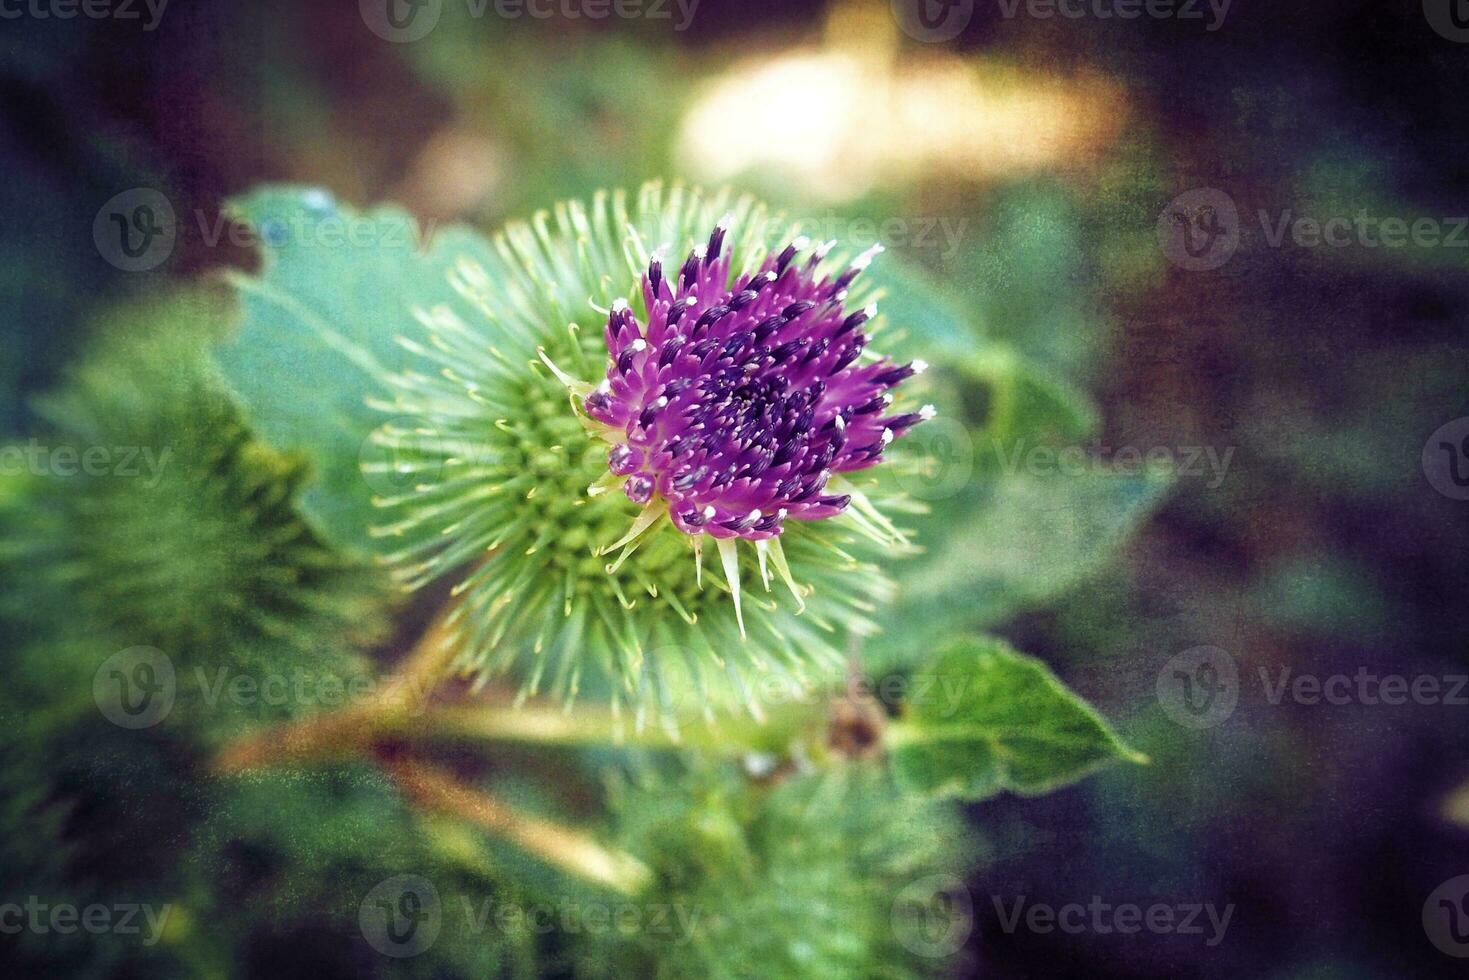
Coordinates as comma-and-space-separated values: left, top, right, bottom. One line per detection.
573, 223, 932, 542
371, 184, 930, 725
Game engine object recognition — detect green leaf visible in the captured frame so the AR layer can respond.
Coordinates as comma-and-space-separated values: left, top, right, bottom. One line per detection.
963, 344, 1098, 450
214, 186, 501, 552
854, 253, 983, 365
956, 180, 1105, 382
888, 637, 1145, 801
869, 468, 1171, 666
863, 258, 1099, 447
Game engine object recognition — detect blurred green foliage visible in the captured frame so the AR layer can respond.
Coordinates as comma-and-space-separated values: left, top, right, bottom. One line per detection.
5, 3, 1466, 978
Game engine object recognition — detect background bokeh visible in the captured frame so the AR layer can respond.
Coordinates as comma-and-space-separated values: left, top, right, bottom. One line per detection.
3, 0, 1468, 975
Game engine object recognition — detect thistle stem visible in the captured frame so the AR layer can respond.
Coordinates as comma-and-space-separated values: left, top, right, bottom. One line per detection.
383, 754, 652, 896
414, 702, 800, 755
212, 607, 828, 774
212, 610, 460, 773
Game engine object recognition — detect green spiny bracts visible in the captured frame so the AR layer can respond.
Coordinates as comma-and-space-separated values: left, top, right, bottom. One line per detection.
368, 183, 927, 727
574, 761, 972, 979
8, 294, 392, 676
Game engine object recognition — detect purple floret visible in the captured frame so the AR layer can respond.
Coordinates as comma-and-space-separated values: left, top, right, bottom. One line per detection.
587, 222, 928, 541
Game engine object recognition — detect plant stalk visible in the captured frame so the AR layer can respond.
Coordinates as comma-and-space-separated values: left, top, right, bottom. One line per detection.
383, 754, 652, 896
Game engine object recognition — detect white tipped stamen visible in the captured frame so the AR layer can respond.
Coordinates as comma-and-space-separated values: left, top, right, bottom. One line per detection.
611, 297, 629, 312
792, 235, 811, 251
717, 212, 734, 229
815, 239, 837, 259
834, 415, 846, 431
851, 243, 884, 270
919, 404, 937, 420
702, 505, 716, 519
863, 302, 877, 318
693, 244, 707, 259
749, 509, 761, 521
912, 359, 929, 374
629, 338, 647, 352
655, 396, 669, 407
881, 428, 895, 445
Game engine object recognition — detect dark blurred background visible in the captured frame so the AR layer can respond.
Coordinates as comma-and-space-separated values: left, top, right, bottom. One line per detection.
3, 0, 1467, 975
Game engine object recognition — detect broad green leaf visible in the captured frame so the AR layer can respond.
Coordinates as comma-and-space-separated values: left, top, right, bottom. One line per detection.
214, 186, 501, 551
853, 253, 981, 365
915, 343, 1098, 458
956, 180, 1105, 382
864, 258, 1099, 448
868, 468, 1172, 666
888, 637, 1145, 801
839, 247, 1088, 423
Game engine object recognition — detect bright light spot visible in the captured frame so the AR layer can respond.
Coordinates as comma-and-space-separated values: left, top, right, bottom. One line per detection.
678, 47, 1126, 202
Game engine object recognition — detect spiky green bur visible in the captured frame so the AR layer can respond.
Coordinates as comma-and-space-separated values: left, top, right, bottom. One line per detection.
365, 184, 923, 722
574, 762, 972, 979
7, 293, 391, 682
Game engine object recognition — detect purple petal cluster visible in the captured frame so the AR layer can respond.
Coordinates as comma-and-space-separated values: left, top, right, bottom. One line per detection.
585, 221, 932, 541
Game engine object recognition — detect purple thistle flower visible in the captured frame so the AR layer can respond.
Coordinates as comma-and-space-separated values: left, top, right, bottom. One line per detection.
355, 184, 933, 716
579, 219, 933, 544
